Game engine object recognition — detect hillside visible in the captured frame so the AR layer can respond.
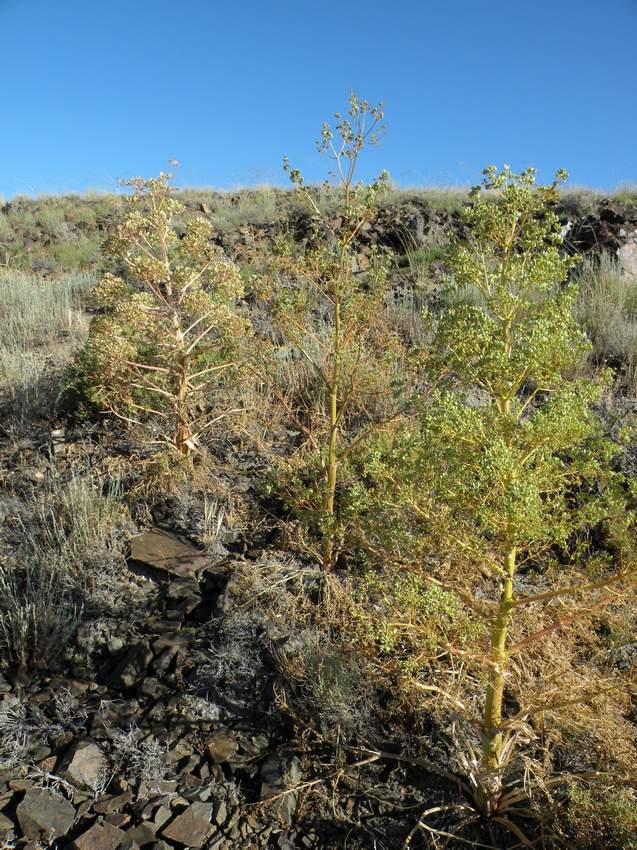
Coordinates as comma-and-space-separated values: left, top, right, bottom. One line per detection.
2, 184, 637, 273
0, 177, 637, 850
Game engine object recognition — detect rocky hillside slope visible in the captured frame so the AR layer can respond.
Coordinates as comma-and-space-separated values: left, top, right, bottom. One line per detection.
1, 187, 637, 850
2, 188, 637, 279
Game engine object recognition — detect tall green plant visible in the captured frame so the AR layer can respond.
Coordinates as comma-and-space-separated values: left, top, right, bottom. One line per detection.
80, 173, 248, 455
256, 94, 401, 572
365, 166, 635, 823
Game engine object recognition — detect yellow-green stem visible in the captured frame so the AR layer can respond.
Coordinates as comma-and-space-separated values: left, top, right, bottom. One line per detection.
174, 350, 191, 456
172, 311, 191, 456
322, 293, 341, 572
480, 543, 516, 806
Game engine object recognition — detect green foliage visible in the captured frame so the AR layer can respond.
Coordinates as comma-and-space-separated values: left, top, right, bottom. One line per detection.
369, 166, 621, 565
405, 244, 445, 268
52, 234, 101, 269
565, 783, 637, 849
362, 165, 636, 816
79, 173, 249, 454
357, 570, 483, 670
0, 195, 120, 271
0, 212, 12, 242
254, 94, 407, 570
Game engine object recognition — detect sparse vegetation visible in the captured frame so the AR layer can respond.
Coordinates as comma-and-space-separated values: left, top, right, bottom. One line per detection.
0, 563, 82, 676
0, 469, 133, 674
0, 98, 636, 849
565, 783, 637, 850
612, 182, 637, 206
110, 723, 168, 790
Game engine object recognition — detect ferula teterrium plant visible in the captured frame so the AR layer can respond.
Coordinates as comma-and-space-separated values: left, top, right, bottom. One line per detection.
83, 173, 248, 455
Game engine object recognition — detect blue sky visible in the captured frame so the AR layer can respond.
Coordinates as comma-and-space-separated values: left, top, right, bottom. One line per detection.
2, 0, 636, 198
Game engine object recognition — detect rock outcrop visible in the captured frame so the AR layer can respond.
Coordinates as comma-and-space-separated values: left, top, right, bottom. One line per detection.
568, 199, 637, 274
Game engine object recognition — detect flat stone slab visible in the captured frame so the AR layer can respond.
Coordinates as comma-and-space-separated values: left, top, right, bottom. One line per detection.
73, 822, 125, 850
16, 789, 75, 842
129, 528, 213, 579
161, 802, 215, 847
58, 737, 108, 790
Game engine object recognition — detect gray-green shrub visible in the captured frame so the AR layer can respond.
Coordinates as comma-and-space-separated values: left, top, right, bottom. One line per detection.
0, 563, 82, 674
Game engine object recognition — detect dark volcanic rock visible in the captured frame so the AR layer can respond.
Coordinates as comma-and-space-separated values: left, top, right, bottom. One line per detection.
260, 752, 302, 826
104, 640, 154, 690
129, 528, 215, 579
161, 802, 215, 847
16, 789, 76, 842
568, 200, 637, 274
73, 821, 126, 850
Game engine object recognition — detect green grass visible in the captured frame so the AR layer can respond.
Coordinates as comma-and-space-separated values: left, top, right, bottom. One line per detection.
0, 212, 11, 242
35, 203, 68, 234
52, 234, 101, 268
177, 185, 283, 231
613, 182, 637, 205
381, 185, 470, 212
0, 194, 120, 271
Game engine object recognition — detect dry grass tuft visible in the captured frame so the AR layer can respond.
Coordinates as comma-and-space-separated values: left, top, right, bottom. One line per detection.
0, 269, 93, 419
575, 253, 637, 388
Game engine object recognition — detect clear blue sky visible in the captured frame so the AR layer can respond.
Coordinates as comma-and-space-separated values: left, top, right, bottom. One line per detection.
2, 0, 636, 198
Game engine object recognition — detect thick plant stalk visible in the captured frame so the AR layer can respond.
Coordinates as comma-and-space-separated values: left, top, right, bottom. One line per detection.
321, 213, 348, 572
322, 413, 338, 571
322, 294, 341, 572
280, 95, 388, 575
479, 338, 517, 807
171, 309, 192, 456
173, 350, 191, 455
482, 546, 516, 773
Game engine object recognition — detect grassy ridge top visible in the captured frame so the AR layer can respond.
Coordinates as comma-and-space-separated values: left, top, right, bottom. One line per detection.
2, 183, 637, 274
